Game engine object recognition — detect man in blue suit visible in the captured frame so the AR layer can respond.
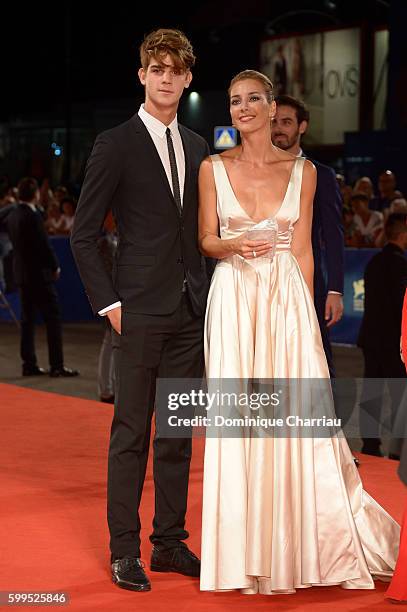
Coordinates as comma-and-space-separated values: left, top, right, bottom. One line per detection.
272, 95, 344, 376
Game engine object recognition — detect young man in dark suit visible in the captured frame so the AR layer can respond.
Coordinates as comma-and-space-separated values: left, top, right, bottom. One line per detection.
71, 29, 210, 591
0, 177, 79, 378
271, 95, 344, 377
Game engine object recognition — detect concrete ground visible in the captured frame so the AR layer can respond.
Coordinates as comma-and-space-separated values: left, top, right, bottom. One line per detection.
0, 321, 103, 400
0, 321, 364, 401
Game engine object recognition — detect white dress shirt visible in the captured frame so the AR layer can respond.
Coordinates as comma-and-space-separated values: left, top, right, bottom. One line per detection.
99, 104, 186, 316
138, 104, 185, 202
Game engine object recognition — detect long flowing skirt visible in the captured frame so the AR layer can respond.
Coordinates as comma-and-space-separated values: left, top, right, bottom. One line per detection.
200, 254, 399, 594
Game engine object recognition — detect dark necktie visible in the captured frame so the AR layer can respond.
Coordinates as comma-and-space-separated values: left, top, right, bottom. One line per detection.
166, 127, 182, 214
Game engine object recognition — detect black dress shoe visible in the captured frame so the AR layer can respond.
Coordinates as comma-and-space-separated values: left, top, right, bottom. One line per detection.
150, 545, 200, 577
49, 366, 80, 378
22, 365, 47, 376
388, 453, 400, 461
353, 456, 360, 467
100, 394, 115, 404
111, 556, 151, 591
361, 448, 384, 457
361, 442, 383, 457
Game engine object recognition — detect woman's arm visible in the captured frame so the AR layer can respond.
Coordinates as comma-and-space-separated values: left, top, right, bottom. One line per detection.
198, 158, 271, 259
291, 159, 317, 298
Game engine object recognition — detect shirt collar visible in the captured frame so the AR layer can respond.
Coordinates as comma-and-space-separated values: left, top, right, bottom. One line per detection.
20, 201, 37, 213
138, 104, 178, 139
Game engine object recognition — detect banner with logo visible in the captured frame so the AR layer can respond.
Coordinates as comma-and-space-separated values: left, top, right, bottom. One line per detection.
374, 28, 389, 130
260, 28, 360, 144
0, 246, 379, 346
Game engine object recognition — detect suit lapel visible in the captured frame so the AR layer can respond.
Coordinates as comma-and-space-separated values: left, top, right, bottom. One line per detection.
131, 114, 181, 216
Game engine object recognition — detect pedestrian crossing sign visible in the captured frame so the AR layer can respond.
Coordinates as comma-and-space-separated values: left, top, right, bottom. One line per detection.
214, 126, 237, 149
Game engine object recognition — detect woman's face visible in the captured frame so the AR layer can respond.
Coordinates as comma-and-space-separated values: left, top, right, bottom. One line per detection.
355, 178, 373, 198
352, 199, 367, 215
229, 78, 275, 134
62, 202, 74, 216
48, 203, 60, 218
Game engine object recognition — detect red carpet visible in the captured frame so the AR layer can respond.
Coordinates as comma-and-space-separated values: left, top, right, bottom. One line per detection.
0, 382, 404, 611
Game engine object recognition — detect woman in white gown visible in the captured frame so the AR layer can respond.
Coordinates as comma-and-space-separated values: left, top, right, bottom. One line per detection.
197, 70, 400, 595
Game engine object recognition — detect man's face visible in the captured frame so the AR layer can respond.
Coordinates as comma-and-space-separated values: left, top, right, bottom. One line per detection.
54, 189, 66, 203
399, 229, 407, 250
138, 53, 192, 109
378, 172, 396, 197
271, 104, 307, 151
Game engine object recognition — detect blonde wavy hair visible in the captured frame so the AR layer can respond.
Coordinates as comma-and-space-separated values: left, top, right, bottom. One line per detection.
228, 69, 274, 103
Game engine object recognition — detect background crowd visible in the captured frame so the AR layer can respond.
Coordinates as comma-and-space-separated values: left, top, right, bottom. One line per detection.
0, 176, 77, 237
338, 170, 406, 248
1, 168, 404, 244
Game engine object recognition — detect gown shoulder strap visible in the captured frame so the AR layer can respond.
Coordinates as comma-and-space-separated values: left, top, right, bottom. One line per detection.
294, 156, 306, 185
291, 157, 307, 222
210, 154, 228, 190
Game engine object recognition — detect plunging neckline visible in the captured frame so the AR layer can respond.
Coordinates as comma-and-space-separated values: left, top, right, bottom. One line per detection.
215, 154, 297, 225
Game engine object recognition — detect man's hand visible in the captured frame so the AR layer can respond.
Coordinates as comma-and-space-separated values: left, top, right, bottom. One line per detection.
107, 306, 122, 335
325, 293, 344, 328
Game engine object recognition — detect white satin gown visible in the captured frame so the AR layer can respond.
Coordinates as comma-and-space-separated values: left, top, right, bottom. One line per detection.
200, 154, 400, 594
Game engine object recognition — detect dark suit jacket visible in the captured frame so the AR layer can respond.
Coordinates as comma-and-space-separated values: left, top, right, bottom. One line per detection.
308, 158, 344, 297
0, 202, 59, 285
71, 114, 210, 317
358, 243, 407, 350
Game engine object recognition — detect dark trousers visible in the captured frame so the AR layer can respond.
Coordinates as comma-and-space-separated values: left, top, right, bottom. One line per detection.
314, 293, 335, 378
20, 282, 63, 369
108, 293, 204, 558
360, 346, 406, 447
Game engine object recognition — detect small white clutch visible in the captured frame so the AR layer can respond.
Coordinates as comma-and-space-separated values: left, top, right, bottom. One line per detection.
246, 218, 278, 260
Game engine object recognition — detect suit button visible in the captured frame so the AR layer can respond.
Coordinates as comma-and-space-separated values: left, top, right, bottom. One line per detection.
177, 257, 183, 264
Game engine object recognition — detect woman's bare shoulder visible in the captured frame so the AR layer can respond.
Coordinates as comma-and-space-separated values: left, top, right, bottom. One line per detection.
303, 158, 317, 177
200, 155, 213, 167
199, 157, 216, 184
301, 158, 317, 196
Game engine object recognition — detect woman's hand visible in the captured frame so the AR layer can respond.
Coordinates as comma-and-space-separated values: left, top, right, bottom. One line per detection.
230, 234, 272, 259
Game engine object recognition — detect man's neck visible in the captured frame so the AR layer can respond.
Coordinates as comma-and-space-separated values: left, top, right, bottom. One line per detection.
282, 142, 301, 156
143, 100, 177, 127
